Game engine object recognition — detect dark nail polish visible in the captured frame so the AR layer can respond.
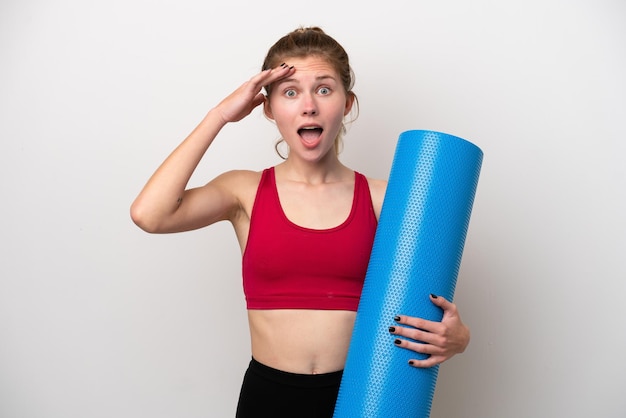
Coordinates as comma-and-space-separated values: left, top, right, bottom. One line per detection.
408, 360, 415, 366
430, 293, 438, 299
388, 326, 396, 333
394, 315, 401, 322
394, 339, 402, 345
289, 65, 294, 69
280, 62, 286, 67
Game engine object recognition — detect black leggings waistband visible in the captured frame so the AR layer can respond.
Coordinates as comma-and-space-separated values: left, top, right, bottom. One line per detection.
236, 358, 343, 417
247, 357, 343, 388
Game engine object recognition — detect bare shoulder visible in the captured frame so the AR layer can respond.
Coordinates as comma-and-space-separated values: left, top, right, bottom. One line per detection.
365, 176, 387, 218
211, 169, 262, 190
207, 168, 263, 217
209, 169, 262, 204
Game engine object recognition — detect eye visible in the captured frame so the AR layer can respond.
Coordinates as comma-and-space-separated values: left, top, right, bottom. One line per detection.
318, 87, 331, 95
284, 89, 297, 98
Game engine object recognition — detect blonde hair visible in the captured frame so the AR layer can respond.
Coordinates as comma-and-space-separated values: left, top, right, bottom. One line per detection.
262, 27, 359, 158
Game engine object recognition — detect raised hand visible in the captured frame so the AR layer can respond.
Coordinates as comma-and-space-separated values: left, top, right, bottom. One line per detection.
213, 63, 295, 124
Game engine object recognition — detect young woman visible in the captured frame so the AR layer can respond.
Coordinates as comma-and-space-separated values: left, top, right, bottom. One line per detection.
131, 27, 470, 418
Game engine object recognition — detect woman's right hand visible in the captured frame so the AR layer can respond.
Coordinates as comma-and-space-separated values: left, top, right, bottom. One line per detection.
213, 64, 294, 124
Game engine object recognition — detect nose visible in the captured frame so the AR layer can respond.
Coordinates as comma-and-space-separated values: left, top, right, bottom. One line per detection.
302, 93, 318, 116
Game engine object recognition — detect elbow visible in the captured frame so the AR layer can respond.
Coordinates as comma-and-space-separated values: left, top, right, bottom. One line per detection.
130, 201, 162, 233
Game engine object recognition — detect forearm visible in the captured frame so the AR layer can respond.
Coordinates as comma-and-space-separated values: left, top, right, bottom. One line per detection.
131, 64, 294, 233
130, 109, 226, 232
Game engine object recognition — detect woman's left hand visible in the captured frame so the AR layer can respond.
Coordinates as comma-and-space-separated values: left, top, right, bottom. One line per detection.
389, 294, 470, 368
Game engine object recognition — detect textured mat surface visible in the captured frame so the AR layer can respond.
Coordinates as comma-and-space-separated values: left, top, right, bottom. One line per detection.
333, 130, 483, 418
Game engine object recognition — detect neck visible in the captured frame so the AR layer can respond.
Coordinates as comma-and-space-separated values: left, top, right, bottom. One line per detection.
277, 155, 349, 185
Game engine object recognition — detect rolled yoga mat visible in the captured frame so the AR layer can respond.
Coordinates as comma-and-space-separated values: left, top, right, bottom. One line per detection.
333, 130, 483, 418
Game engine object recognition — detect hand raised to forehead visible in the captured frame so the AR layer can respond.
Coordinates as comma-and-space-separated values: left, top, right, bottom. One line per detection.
213, 64, 295, 124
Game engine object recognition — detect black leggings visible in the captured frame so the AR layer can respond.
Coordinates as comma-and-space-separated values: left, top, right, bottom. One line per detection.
235, 358, 343, 418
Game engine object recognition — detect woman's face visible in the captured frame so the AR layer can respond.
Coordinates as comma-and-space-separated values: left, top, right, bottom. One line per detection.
264, 56, 353, 163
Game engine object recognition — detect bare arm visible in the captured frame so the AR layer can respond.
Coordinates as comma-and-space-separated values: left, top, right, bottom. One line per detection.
130, 64, 295, 233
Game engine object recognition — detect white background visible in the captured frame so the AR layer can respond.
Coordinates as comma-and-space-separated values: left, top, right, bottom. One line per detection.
1, 0, 625, 417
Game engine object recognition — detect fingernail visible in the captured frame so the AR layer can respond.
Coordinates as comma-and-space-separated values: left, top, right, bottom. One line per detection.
280, 62, 286, 67
394, 339, 402, 345
430, 293, 438, 299
388, 326, 396, 333
394, 315, 401, 322
408, 360, 415, 366
289, 65, 294, 69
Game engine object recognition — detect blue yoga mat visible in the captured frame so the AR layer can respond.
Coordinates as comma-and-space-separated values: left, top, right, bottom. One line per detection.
333, 130, 483, 418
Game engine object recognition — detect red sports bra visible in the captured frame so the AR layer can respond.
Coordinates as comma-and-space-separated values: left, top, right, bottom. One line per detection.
242, 167, 378, 311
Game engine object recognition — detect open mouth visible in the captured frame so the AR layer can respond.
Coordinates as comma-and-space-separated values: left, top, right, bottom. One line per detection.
297, 126, 324, 143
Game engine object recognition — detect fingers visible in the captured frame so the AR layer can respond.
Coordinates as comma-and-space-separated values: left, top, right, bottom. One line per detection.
251, 62, 294, 90
392, 313, 441, 335
389, 318, 444, 369
389, 321, 445, 347
213, 63, 295, 124
393, 295, 457, 330
250, 92, 266, 109
392, 336, 444, 356
389, 294, 466, 369
391, 336, 446, 368
408, 356, 445, 368
429, 293, 457, 315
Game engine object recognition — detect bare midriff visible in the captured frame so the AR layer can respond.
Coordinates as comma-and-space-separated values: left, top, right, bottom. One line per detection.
247, 309, 357, 375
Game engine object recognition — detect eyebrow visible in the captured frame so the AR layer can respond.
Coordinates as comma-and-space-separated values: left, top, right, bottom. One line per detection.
276, 75, 337, 85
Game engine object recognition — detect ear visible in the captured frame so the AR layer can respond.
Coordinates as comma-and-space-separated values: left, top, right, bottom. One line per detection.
344, 92, 355, 116
263, 96, 274, 120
